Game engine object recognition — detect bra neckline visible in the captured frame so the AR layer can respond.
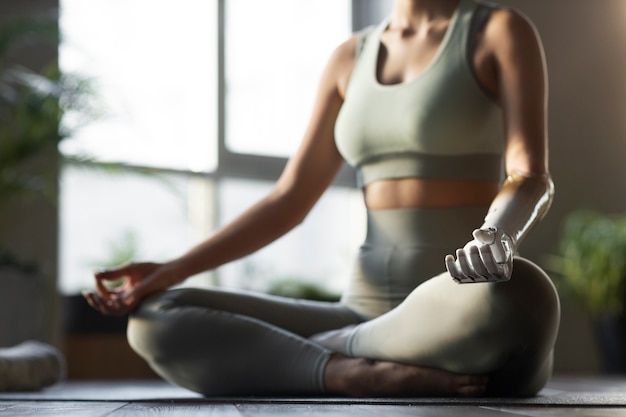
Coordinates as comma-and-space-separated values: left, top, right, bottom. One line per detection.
372, 1, 465, 88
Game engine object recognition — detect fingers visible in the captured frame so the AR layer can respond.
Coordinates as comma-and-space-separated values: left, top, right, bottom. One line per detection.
95, 276, 114, 298
82, 290, 133, 317
478, 245, 500, 276
455, 249, 473, 278
94, 265, 133, 297
86, 266, 140, 316
447, 242, 512, 284
86, 262, 168, 316
94, 264, 133, 282
446, 247, 487, 284
445, 254, 462, 283
468, 246, 489, 280
446, 251, 475, 283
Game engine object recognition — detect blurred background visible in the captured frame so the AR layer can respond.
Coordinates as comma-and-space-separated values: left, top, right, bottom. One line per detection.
1, 0, 625, 379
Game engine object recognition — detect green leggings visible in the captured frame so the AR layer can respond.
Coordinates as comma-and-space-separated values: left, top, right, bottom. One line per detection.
127, 207, 560, 396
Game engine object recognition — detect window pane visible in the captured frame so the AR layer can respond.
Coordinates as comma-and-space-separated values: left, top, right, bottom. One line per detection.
216, 179, 365, 294
225, 0, 351, 157
59, 165, 216, 294
59, 0, 218, 172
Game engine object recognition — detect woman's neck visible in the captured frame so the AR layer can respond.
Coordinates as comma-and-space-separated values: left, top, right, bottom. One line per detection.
390, 0, 460, 30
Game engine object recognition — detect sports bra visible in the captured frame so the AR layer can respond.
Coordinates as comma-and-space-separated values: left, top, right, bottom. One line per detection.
334, 0, 504, 187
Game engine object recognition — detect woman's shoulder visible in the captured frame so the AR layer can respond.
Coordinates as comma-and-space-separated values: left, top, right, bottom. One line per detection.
324, 33, 363, 97
330, 33, 361, 64
329, 24, 378, 65
481, 3, 541, 43
477, 2, 543, 59
325, 25, 379, 97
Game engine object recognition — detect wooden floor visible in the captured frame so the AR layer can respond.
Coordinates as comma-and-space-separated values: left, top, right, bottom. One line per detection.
1, 402, 626, 416
0, 376, 625, 416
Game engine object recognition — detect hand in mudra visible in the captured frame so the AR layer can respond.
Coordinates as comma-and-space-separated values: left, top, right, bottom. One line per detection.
83, 262, 179, 316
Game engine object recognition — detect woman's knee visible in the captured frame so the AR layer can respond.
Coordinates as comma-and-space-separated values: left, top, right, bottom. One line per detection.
484, 258, 560, 395
126, 289, 195, 362
506, 257, 561, 344
439, 258, 559, 374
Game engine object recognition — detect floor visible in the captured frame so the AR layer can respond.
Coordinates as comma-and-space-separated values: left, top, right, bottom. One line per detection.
0, 376, 625, 416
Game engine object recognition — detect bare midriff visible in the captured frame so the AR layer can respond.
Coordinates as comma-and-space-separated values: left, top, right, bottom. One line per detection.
364, 177, 500, 210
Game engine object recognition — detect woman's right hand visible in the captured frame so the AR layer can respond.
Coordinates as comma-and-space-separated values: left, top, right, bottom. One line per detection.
82, 261, 183, 316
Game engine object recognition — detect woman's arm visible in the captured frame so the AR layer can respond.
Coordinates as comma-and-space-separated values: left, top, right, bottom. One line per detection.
170, 36, 359, 279
494, 7, 548, 176
85, 36, 360, 315
446, 8, 554, 283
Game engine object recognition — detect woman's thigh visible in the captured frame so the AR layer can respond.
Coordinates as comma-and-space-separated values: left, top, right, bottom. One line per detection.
125, 288, 364, 395
133, 286, 363, 337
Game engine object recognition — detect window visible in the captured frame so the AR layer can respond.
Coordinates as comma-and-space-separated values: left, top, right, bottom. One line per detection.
216, 179, 364, 293
225, 0, 350, 157
59, 165, 216, 292
59, 0, 217, 172
58, 0, 379, 295
59, 0, 219, 293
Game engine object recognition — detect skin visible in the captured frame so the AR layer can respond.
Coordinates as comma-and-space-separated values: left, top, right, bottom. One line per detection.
84, 0, 548, 397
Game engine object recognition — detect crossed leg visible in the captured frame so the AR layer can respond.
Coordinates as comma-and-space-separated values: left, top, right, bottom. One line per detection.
313, 257, 561, 397
127, 286, 490, 397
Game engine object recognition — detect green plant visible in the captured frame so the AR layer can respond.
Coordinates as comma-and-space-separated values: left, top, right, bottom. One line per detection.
0, 16, 93, 205
0, 15, 97, 270
1, 14, 180, 276
266, 277, 340, 302
551, 210, 626, 317
89, 229, 142, 270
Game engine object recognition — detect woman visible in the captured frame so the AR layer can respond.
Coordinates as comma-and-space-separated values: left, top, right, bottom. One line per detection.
84, 0, 560, 397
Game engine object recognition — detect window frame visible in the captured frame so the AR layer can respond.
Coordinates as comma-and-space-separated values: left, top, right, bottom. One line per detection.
214, 0, 391, 187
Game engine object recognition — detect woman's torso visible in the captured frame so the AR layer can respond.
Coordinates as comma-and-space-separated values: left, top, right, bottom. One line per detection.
334, 0, 503, 211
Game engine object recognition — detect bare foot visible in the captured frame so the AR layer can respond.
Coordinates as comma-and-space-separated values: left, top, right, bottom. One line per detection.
324, 354, 488, 397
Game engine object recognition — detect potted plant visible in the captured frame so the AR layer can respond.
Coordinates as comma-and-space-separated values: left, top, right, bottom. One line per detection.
551, 210, 626, 373
0, 15, 92, 346
267, 277, 341, 302
0, 15, 95, 206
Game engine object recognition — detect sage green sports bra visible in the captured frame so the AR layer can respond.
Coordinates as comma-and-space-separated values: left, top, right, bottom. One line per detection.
334, 0, 504, 187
